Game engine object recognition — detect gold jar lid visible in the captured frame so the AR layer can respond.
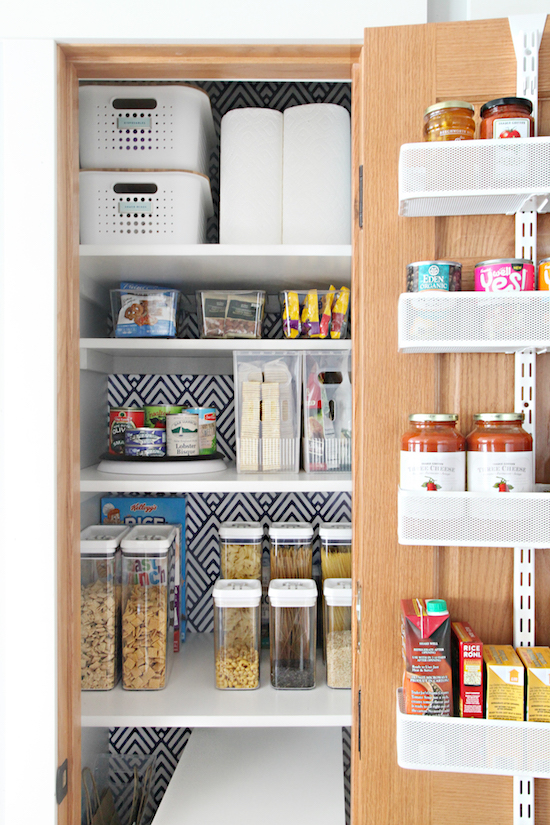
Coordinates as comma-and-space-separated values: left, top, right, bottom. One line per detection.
473, 413, 524, 422
409, 414, 458, 422
424, 100, 475, 116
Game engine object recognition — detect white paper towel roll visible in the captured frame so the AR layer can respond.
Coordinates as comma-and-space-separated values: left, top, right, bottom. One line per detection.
282, 104, 351, 245
220, 108, 283, 244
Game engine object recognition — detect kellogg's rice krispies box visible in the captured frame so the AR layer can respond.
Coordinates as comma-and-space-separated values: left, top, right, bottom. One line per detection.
101, 494, 186, 646
451, 621, 483, 718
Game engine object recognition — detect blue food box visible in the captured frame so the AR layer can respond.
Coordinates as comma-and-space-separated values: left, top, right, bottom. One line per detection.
101, 494, 186, 644
112, 282, 181, 338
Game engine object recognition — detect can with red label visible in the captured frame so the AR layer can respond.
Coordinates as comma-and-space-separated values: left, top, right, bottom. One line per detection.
185, 407, 217, 454
538, 259, 550, 291
109, 407, 145, 454
474, 258, 534, 292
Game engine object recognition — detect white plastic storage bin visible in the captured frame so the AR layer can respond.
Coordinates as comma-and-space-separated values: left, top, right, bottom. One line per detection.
79, 171, 214, 245
79, 84, 215, 174
303, 350, 352, 472
233, 351, 302, 474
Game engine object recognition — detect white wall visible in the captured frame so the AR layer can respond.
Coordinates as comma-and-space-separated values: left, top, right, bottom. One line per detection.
468, 0, 550, 19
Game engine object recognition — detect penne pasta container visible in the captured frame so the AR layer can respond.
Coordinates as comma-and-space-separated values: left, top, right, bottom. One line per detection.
219, 521, 263, 580
213, 580, 261, 690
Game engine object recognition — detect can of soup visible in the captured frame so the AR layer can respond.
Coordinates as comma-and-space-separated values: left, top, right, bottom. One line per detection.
109, 407, 145, 455
185, 407, 217, 454
166, 411, 199, 457
125, 427, 166, 457
475, 258, 534, 292
538, 258, 550, 291
406, 261, 462, 293
144, 405, 183, 429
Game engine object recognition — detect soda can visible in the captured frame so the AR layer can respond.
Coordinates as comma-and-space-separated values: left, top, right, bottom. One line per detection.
166, 412, 199, 457
109, 408, 145, 455
144, 405, 183, 429
538, 258, 550, 291
185, 407, 217, 454
125, 427, 166, 457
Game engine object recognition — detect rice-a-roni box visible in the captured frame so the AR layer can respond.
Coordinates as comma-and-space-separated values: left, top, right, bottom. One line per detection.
516, 647, 550, 723
451, 621, 483, 718
484, 644, 524, 721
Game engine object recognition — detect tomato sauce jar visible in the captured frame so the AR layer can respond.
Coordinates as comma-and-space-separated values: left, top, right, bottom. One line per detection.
480, 97, 534, 139
423, 101, 475, 141
401, 414, 466, 492
466, 413, 533, 493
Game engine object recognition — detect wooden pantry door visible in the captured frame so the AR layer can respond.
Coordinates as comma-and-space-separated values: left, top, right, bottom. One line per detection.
352, 16, 550, 825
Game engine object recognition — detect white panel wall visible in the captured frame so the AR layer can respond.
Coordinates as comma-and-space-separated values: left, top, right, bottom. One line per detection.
468, 0, 549, 18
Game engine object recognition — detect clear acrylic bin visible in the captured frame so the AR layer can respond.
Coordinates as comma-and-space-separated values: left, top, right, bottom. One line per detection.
233, 351, 301, 473
269, 522, 313, 579
80, 525, 129, 690
111, 287, 182, 338
323, 578, 352, 689
269, 579, 317, 689
197, 290, 266, 339
213, 580, 261, 690
319, 522, 352, 582
303, 350, 352, 472
219, 521, 263, 580
280, 287, 350, 340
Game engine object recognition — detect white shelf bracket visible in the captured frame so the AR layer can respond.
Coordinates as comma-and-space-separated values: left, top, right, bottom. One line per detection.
509, 14, 546, 131
514, 776, 535, 825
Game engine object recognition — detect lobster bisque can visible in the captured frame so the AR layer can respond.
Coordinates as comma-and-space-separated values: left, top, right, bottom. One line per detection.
109, 408, 145, 455
144, 405, 183, 429
538, 259, 550, 291
166, 412, 199, 457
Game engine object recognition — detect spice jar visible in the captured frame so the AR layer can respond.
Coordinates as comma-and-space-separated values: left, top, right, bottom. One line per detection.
219, 521, 263, 580
423, 100, 475, 141
269, 579, 317, 689
323, 578, 352, 689
401, 414, 466, 492
319, 522, 352, 582
80, 525, 128, 690
213, 580, 261, 690
269, 522, 314, 579
480, 97, 534, 139
466, 413, 533, 493
121, 526, 176, 690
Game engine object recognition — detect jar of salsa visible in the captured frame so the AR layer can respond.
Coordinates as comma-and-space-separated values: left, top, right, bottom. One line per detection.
423, 101, 475, 142
480, 98, 534, 139
466, 413, 533, 493
401, 414, 466, 492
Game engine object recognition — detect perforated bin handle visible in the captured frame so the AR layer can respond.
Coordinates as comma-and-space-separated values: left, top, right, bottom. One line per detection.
112, 97, 158, 109
113, 183, 158, 194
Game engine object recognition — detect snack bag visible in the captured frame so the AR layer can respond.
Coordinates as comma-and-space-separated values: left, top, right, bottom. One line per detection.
331, 286, 350, 339
282, 291, 301, 338
319, 286, 336, 339
301, 289, 320, 338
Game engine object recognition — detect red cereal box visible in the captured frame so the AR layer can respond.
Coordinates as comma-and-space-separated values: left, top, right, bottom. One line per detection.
452, 621, 483, 718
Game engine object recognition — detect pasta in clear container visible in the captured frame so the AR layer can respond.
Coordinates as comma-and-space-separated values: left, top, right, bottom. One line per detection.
219, 521, 263, 580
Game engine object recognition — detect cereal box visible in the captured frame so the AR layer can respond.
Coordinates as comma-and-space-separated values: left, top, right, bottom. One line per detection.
101, 494, 186, 647
451, 622, 483, 718
484, 644, 524, 721
401, 598, 453, 716
516, 647, 550, 723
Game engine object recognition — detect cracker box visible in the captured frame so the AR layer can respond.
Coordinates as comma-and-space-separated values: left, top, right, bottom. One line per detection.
101, 494, 186, 647
451, 621, 483, 718
484, 644, 524, 721
516, 646, 550, 723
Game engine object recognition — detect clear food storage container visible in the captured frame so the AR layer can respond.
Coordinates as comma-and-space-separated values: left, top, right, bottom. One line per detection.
197, 290, 266, 339
79, 84, 215, 174
233, 351, 302, 473
280, 287, 350, 339
111, 286, 182, 338
269, 522, 314, 579
213, 580, 262, 690
80, 525, 128, 690
323, 578, 352, 689
268, 579, 317, 689
79, 171, 214, 245
303, 349, 352, 472
319, 522, 352, 582
121, 526, 176, 690
219, 521, 263, 580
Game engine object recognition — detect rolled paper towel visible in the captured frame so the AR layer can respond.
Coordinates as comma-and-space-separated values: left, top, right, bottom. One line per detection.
220, 108, 283, 244
282, 104, 351, 245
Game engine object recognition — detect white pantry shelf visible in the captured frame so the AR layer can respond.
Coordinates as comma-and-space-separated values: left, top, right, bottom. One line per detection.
80, 461, 352, 494
396, 690, 550, 778
81, 633, 351, 728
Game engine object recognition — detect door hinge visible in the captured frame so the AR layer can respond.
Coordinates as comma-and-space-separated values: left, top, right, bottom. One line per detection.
357, 688, 361, 758
358, 165, 363, 228
56, 759, 68, 805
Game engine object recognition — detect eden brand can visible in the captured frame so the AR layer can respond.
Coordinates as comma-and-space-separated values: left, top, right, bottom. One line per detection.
166, 411, 199, 457
124, 427, 166, 457
144, 405, 183, 429
109, 408, 145, 455
185, 407, 217, 454
474, 258, 534, 292
406, 260, 462, 293
538, 258, 550, 291
401, 598, 453, 716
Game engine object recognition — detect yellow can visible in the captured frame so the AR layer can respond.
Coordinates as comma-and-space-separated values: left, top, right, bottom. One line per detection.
538, 258, 550, 291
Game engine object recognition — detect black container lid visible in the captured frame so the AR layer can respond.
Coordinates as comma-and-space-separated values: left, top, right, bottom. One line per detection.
480, 97, 533, 117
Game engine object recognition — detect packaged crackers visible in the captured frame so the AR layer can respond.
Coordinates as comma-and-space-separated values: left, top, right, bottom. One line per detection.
516, 646, 550, 722
484, 644, 524, 720
451, 621, 483, 718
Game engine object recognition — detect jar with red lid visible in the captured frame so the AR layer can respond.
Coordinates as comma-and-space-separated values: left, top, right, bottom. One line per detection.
400, 414, 466, 492
466, 413, 533, 493
480, 98, 534, 139
423, 101, 475, 142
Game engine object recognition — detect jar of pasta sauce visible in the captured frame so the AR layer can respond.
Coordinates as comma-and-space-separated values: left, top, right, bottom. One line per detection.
480, 98, 534, 139
466, 413, 533, 493
423, 101, 475, 141
400, 414, 466, 492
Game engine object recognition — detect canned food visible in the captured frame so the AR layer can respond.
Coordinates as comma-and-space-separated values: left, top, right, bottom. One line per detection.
166, 411, 199, 457
538, 259, 550, 291
124, 427, 166, 457
474, 259, 534, 292
406, 261, 461, 293
109, 408, 145, 455
185, 407, 217, 454
144, 405, 183, 429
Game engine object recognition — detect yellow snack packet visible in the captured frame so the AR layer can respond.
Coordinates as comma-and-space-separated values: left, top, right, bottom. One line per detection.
301, 289, 320, 338
319, 285, 336, 339
282, 291, 300, 338
331, 286, 350, 339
